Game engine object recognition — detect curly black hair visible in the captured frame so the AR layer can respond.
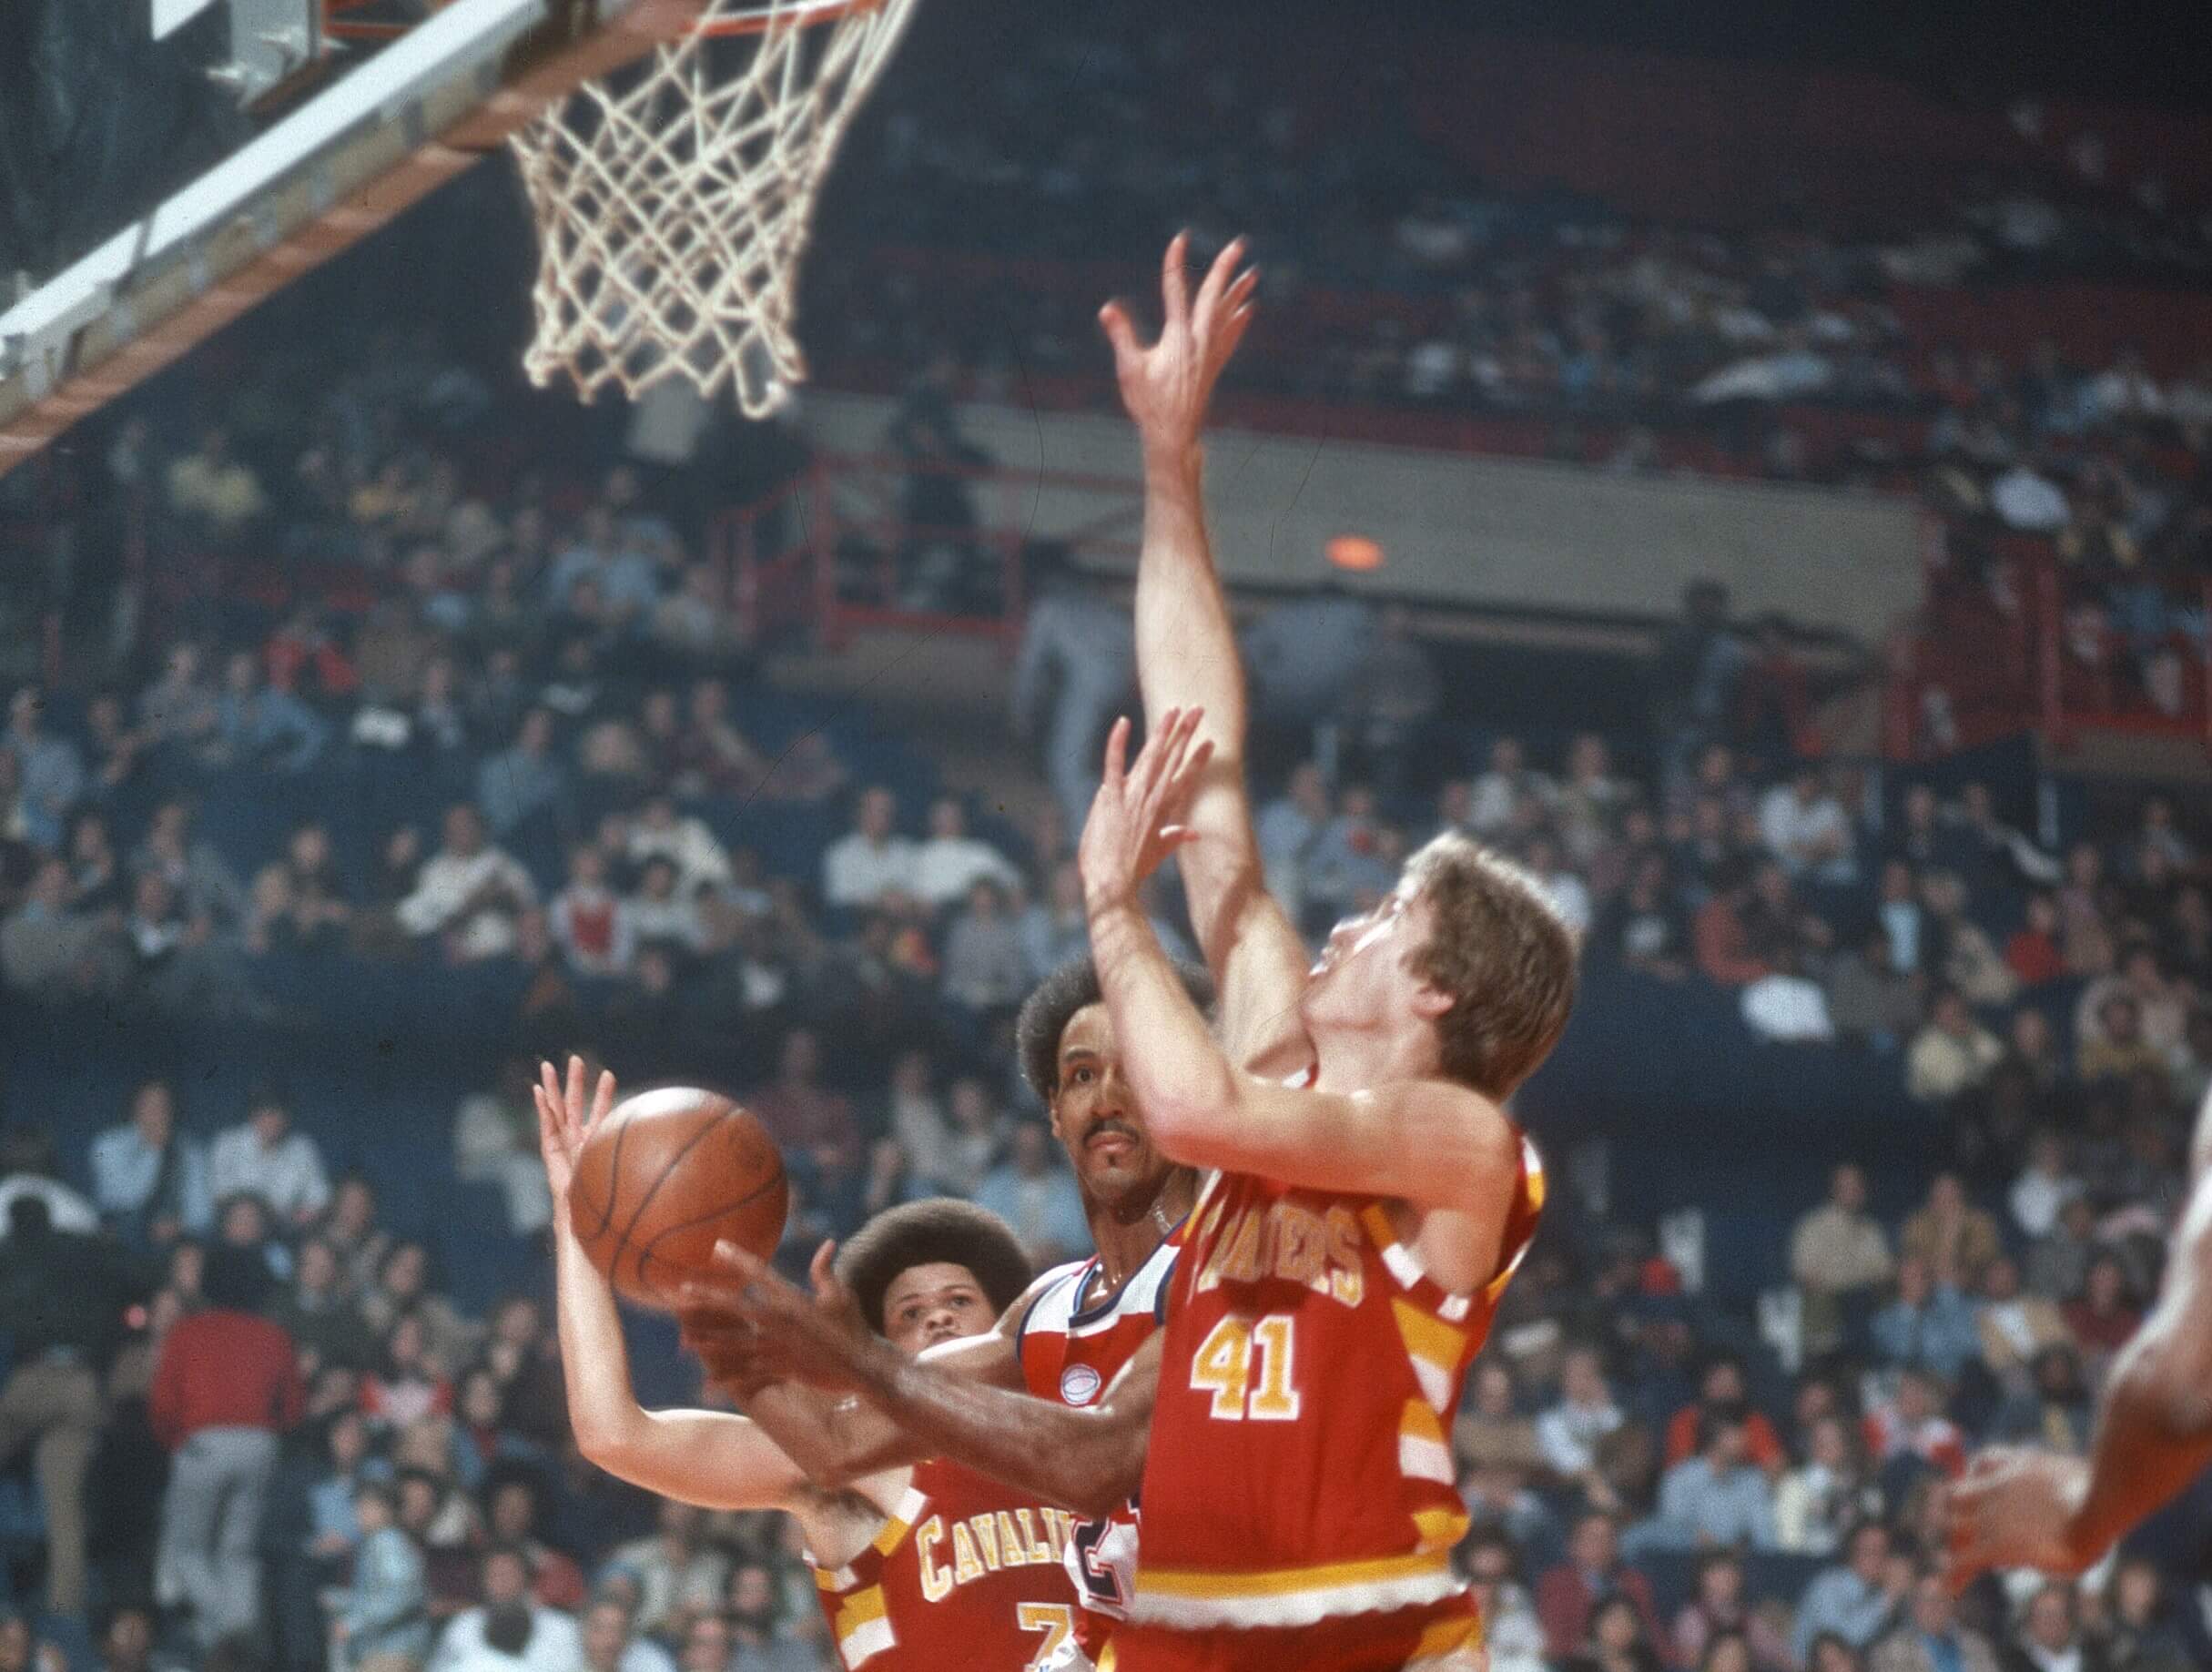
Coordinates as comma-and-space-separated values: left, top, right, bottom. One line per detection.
836, 1199, 1035, 1334
1014, 953, 1215, 1104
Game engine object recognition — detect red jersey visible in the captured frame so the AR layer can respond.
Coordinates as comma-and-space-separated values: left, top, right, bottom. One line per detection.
1018, 1235, 1181, 1649
1125, 1128, 1545, 1651
811, 1458, 1083, 1670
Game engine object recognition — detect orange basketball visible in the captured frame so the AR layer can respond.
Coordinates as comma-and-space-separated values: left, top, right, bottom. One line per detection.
568, 1087, 788, 1310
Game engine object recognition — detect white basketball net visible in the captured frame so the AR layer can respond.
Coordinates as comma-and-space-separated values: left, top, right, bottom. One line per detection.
512, 0, 918, 418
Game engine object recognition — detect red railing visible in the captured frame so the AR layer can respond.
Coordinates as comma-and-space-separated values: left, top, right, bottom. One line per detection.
712, 451, 1142, 652
1891, 537, 2212, 760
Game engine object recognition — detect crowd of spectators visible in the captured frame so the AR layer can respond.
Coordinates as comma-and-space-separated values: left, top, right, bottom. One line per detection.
3, 15, 2212, 1672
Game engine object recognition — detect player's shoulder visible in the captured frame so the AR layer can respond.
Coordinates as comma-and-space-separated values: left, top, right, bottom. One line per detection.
1010, 1257, 1092, 1339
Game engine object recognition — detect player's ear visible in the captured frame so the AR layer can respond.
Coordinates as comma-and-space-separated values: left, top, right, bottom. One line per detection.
1407, 981, 1454, 1022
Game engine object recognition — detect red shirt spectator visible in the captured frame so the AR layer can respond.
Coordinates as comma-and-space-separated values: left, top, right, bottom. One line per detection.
1663, 1404, 1785, 1472
2004, 896, 2065, 988
149, 1309, 304, 1449
1536, 1512, 1668, 1661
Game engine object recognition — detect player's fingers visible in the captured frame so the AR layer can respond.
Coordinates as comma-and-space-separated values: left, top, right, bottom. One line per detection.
808, 1240, 839, 1298
1098, 300, 1142, 366
565, 1053, 587, 1125
592, 1068, 616, 1130
1102, 715, 1132, 786
1162, 231, 1191, 329
1195, 237, 1247, 324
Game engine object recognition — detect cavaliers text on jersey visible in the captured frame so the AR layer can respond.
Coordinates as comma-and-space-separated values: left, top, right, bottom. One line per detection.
811, 1457, 1085, 1670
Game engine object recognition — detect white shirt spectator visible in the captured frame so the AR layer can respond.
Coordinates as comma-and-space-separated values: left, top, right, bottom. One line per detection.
1535, 1394, 1623, 1478
1990, 464, 2070, 532
913, 836, 1022, 911
1759, 782, 1855, 883
396, 832, 539, 962
1536, 869, 1592, 937
431, 1605, 583, 1672
2009, 1158, 2081, 1241
625, 811, 733, 895
824, 834, 919, 909
1741, 972, 1838, 1044
209, 1120, 331, 1221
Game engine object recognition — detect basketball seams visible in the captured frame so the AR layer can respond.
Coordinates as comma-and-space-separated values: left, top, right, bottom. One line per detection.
608, 1105, 748, 1296
632, 1162, 790, 1302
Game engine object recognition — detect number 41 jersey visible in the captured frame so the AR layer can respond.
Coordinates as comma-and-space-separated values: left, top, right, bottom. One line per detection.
1127, 1132, 1544, 1637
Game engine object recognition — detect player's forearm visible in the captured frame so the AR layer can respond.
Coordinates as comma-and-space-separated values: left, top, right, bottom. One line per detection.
1087, 900, 1238, 1157
1134, 439, 1246, 757
742, 1383, 924, 1485
850, 1342, 1141, 1518
552, 1223, 651, 1457
2063, 1295, 2212, 1561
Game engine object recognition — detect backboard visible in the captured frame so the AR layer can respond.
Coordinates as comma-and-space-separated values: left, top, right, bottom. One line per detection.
0, 0, 705, 479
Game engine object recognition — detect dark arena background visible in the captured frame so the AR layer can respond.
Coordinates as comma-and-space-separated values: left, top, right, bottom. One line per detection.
4, 1, 2212, 1669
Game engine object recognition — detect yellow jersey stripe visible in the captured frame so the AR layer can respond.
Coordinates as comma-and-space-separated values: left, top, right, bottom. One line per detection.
1136, 1546, 1452, 1600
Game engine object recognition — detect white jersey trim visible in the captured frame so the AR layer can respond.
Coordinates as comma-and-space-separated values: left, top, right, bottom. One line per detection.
1127, 1566, 1466, 1631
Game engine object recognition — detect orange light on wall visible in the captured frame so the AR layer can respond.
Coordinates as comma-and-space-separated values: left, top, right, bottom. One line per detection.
1325, 533, 1385, 573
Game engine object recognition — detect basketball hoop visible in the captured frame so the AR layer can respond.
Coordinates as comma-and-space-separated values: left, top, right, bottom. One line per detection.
512, 0, 917, 419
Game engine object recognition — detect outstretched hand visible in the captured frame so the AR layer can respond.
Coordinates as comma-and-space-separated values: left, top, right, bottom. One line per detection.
1099, 232, 1259, 456
677, 1239, 882, 1397
534, 1054, 614, 1233
1079, 706, 1213, 918
1943, 1446, 2095, 1588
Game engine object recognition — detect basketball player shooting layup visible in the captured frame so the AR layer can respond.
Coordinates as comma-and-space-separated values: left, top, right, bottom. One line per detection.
535, 1058, 1084, 1671
683, 235, 1580, 1672
1945, 1084, 2212, 1584
668, 953, 1213, 1667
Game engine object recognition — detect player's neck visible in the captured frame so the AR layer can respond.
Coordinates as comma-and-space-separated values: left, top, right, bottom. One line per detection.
1086, 1169, 1193, 1291
1309, 1021, 1436, 1093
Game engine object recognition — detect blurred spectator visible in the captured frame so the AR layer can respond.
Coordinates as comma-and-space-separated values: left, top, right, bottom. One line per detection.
1642, 1412, 1778, 1551
579, 1596, 674, 1672
335, 1480, 432, 1672
604, 1504, 727, 1640
1869, 1571, 2000, 1672
1010, 553, 1135, 830
1898, 1174, 2002, 1288
4, 686, 84, 851
452, 1062, 555, 1237
395, 806, 539, 963
1791, 1524, 1910, 1667
747, 1029, 860, 1174
1862, 1367, 1965, 1480
1560, 1591, 1668, 1672
1791, 1165, 1894, 1355
476, 710, 567, 840
1972, 1256, 2070, 1396
2060, 1251, 2141, 1373
1773, 1414, 1878, 1557
1905, 991, 2004, 1106
132, 801, 247, 933
549, 846, 635, 978
1694, 864, 1771, 988
1470, 736, 1554, 838
0, 1127, 101, 1232
90, 1078, 215, 1245
1536, 1511, 1666, 1663
1018, 858, 1089, 983
972, 1122, 1089, 1269
625, 796, 734, 897
1462, 1531, 1550, 1672
1240, 586, 1380, 771
1537, 1346, 1627, 1498
1663, 1357, 1784, 1472
429, 1545, 580, 1672
912, 797, 1021, 910
209, 1087, 331, 1225
940, 880, 1030, 1015
1870, 1256, 1980, 1383
152, 1245, 303, 1646
166, 428, 268, 535
1760, 766, 1854, 886
208, 652, 329, 773
2002, 1585, 2099, 1672
1251, 759, 1330, 915
137, 647, 222, 764
821, 786, 919, 911
0, 1195, 148, 1616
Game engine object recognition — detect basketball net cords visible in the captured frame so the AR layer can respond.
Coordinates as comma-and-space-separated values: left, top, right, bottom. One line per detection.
512, 0, 916, 418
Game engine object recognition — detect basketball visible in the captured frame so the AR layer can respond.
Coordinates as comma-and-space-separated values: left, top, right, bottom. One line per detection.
568, 1087, 789, 1310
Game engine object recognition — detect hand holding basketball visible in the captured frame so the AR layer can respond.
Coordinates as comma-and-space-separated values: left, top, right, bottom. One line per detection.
1099, 231, 1259, 456
538, 1054, 789, 1311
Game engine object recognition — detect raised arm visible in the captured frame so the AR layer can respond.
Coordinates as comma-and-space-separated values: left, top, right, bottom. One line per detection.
1948, 1087, 2212, 1581
1078, 714, 1523, 1289
535, 1061, 816, 1510
1103, 235, 1312, 1070
684, 1247, 1159, 1521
